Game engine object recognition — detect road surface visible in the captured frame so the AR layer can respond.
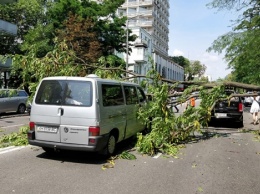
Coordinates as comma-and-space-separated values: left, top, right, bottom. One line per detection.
0, 110, 259, 194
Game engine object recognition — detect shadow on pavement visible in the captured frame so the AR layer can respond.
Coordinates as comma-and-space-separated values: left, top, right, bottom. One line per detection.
35, 136, 137, 164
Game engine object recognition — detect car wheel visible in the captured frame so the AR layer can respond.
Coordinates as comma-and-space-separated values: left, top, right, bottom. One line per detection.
103, 134, 116, 157
17, 104, 26, 114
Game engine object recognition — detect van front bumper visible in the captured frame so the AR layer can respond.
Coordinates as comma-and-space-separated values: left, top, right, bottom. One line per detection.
27, 131, 109, 152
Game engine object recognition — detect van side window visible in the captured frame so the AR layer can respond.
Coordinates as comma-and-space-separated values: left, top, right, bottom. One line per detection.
102, 84, 124, 106
124, 86, 138, 105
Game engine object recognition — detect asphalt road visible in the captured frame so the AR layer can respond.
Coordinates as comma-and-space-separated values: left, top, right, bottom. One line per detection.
0, 107, 259, 194
0, 112, 30, 136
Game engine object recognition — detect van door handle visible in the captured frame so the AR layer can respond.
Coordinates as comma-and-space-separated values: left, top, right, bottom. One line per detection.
58, 108, 64, 116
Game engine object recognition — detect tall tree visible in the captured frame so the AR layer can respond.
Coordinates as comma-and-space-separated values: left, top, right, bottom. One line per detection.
43, 0, 133, 56
57, 13, 102, 64
185, 60, 206, 81
207, 0, 260, 85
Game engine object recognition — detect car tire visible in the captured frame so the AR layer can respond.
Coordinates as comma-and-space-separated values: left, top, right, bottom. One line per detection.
17, 104, 26, 114
102, 134, 116, 157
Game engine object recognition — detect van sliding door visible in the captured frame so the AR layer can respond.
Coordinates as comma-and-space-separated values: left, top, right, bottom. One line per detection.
124, 85, 144, 138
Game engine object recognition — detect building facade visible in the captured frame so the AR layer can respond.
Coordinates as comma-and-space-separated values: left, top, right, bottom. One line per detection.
117, 0, 184, 84
92, 0, 184, 84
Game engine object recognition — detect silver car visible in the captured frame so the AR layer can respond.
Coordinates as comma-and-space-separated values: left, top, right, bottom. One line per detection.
0, 89, 29, 114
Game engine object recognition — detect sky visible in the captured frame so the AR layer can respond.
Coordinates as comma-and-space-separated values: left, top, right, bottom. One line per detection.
168, 0, 241, 81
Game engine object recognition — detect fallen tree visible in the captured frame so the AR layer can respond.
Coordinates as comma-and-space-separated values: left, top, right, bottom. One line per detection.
10, 41, 260, 157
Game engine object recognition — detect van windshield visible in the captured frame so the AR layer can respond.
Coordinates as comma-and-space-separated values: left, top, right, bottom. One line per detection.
35, 80, 92, 106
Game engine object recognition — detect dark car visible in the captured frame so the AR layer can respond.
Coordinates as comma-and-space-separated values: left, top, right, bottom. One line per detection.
209, 90, 244, 128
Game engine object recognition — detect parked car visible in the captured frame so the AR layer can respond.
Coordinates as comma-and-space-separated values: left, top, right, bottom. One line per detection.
0, 89, 29, 114
209, 90, 244, 128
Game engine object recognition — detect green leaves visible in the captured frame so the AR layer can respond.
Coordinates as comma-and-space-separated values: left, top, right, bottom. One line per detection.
0, 126, 29, 148
207, 0, 260, 84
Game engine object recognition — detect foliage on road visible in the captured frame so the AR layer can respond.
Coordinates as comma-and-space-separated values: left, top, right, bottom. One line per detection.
252, 130, 260, 142
0, 126, 29, 148
135, 65, 231, 156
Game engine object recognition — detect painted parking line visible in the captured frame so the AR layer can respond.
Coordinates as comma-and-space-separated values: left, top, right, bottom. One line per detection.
0, 146, 26, 155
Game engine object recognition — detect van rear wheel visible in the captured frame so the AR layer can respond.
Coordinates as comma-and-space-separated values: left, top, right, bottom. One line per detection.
103, 134, 116, 157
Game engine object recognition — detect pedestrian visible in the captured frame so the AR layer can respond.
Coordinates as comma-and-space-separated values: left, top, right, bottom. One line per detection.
186, 97, 195, 110
190, 97, 195, 107
250, 94, 260, 125
171, 96, 179, 113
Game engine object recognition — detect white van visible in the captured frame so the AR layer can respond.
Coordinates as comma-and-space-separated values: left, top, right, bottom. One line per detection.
27, 75, 147, 156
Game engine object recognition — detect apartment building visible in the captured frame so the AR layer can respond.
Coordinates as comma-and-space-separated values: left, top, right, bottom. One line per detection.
93, 0, 184, 84
118, 0, 184, 84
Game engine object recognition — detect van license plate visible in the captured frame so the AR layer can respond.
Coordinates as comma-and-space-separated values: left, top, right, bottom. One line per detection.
37, 126, 58, 133
215, 113, 227, 118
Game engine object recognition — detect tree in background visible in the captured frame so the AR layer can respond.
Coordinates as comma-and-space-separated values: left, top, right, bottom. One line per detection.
57, 13, 102, 65
169, 56, 190, 68
47, 0, 132, 57
170, 56, 207, 81
207, 0, 260, 85
0, 0, 134, 60
3, 0, 136, 90
185, 60, 206, 81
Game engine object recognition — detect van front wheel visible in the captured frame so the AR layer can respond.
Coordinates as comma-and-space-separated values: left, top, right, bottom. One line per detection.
103, 134, 116, 157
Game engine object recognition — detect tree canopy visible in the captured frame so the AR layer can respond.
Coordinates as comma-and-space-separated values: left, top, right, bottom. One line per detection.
207, 0, 260, 85
169, 56, 207, 81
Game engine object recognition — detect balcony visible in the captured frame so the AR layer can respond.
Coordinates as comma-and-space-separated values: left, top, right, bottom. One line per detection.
134, 38, 148, 48
133, 48, 147, 63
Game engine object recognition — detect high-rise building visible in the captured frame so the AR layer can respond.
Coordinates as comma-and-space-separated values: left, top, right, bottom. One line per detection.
118, 0, 169, 56
117, 0, 184, 84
